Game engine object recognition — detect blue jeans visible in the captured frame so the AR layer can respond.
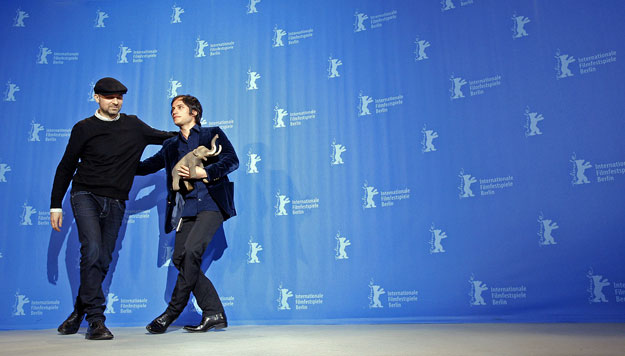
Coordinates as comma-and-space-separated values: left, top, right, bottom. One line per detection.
70, 191, 125, 323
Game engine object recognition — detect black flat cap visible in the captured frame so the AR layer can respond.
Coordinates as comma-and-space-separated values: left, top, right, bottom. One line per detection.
94, 77, 128, 95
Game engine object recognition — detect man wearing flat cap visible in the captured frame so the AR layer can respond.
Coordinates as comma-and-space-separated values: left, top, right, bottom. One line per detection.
50, 77, 175, 340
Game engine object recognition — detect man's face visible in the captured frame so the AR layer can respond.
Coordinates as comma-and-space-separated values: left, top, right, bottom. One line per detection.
171, 98, 196, 128
95, 93, 123, 119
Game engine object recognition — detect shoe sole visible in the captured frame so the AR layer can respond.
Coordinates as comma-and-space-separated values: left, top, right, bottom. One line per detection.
146, 326, 167, 334
57, 328, 79, 335
85, 334, 114, 340
184, 323, 227, 332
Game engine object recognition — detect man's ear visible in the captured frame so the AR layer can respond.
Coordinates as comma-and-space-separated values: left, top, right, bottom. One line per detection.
93, 94, 100, 103
191, 109, 198, 118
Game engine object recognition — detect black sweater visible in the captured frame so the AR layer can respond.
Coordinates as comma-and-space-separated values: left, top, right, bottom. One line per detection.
50, 114, 174, 208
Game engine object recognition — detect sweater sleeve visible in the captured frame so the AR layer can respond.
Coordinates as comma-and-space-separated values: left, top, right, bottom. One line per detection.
136, 116, 176, 145
136, 145, 167, 176
50, 123, 86, 209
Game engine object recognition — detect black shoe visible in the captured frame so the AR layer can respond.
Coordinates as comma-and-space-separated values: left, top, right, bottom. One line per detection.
183, 312, 227, 332
57, 310, 84, 335
146, 312, 177, 334
85, 320, 113, 340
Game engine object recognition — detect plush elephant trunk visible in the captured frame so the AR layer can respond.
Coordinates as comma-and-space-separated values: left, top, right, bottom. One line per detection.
205, 134, 222, 156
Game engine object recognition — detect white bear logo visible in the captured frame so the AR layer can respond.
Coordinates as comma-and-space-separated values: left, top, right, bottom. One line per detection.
555, 50, 576, 78
275, 191, 290, 216
104, 293, 119, 314
195, 38, 208, 58
273, 25, 287, 47
469, 276, 488, 306
171, 5, 184, 23
368, 280, 385, 308
512, 14, 530, 38
277, 284, 293, 310
362, 182, 378, 208
331, 140, 346, 165
246, 69, 261, 90
246, 150, 261, 174
450, 76, 467, 99
117, 44, 132, 63
354, 11, 368, 32
458, 169, 477, 198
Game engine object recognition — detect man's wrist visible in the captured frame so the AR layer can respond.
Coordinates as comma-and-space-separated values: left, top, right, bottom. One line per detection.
50, 208, 63, 213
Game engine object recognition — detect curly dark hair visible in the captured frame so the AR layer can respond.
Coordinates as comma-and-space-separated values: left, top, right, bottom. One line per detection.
171, 94, 203, 124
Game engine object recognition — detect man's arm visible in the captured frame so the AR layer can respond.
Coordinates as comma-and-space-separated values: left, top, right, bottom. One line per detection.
50, 124, 84, 232
136, 145, 167, 176
136, 116, 176, 144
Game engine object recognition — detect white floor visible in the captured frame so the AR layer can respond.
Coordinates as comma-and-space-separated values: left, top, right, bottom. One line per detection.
1, 323, 624, 356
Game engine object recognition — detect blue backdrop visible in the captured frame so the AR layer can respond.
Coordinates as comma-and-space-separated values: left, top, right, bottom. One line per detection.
1, 0, 624, 330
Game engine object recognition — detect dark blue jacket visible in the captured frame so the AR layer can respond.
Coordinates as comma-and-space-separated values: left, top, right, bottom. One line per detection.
137, 126, 238, 233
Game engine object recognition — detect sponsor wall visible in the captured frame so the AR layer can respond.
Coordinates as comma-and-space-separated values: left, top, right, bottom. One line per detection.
1, 0, 624, 329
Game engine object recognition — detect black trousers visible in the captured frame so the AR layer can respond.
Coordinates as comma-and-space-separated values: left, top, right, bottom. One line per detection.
166, 210, 224, 317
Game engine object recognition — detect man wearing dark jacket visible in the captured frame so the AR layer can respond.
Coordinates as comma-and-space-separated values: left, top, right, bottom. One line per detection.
51, 77, 175, 340
136, 94, 238, 334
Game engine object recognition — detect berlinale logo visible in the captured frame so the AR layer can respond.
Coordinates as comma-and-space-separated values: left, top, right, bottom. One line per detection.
421, 125, 439, 153
458, 169, 477, 198
450, 75, 467, 99
274, 190, 290, 216
469, 275, 488, 306
354, 11, 368, 32
334, 231, 351, 260
273, 103, 288, 128
104, 293, 119, 314
0, 162, 11, 182
171, 5, 184, 23
537, 212, 558, 246
247, 236, 263, 263
167, 78, 182, 98
246, 149, 261, 174
4, 81, 20, 102
195, 37, 208, 58
327, 56, 342, 78
555, 50, 576, 79
13, 9, 29, 27
524, 107, 544, 137
28, 121, 44, 142
13, 291, 30, 316
117, 43, 132, 63
88, 81, 96, 102
277, 283, 293, 310
247, 0, 261, 14
94, 9, 109, 28
362, 181, 378, 208
246, 69, 261, 90
331, 139, 346, 165
570, 153, 592, 185
429, 223, 447, 253
587, 269, 610, 303
414, 36, 430, 61
272, 25, 287, 47
358, 92, 373, 116
37, 44, 52, 64
368, 279, 385, 308
441, 0, 455, 11
511, 14, 530, 38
